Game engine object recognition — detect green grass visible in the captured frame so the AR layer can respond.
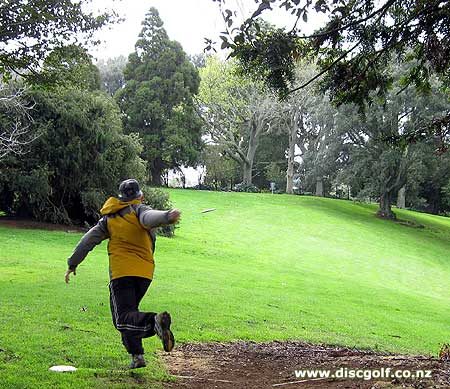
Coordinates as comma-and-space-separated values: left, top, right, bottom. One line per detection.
0, 190, 449, 387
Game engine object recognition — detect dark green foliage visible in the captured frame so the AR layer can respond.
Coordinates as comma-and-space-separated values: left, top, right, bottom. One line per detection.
441, 180, 450, 214
217, 0, 450, 99
405, 141, 450, 214
116, 8, 203, 186
141, 186, 174, 236
191, 183, 216, 191
253, 131, 288, 190
0, 87, 146, 225
230, 28, 301, 97
333, 69, 450, 218
214, 0, 450, 148
0, 0, 117, 81
233, 182, 260, 193
30, 45, 101, 90
200, 144, 241, 191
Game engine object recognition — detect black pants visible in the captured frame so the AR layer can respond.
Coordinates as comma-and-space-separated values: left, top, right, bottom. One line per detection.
109, 276, 157, 355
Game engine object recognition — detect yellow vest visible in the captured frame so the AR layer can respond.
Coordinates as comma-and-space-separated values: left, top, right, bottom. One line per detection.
100, 197, 154, 280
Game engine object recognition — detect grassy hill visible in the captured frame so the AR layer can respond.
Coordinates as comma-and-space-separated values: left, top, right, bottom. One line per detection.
0, 190, 449, 388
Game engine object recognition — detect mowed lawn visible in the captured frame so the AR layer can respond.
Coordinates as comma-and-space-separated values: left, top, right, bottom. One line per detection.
0, 189, 449, 388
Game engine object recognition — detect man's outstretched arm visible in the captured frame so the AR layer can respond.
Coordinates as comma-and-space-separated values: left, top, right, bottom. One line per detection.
136, 206, 181, 229
65, 217, 109, 283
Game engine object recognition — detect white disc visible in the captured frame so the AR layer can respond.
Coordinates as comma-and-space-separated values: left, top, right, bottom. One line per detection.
49, 365, 77, 372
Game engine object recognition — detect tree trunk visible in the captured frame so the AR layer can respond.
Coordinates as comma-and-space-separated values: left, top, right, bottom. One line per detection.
242, 119, 260, 186
242, 160, 253, 186
150, 158, 164, 187
377, 192, 396, 219
150, 170, 162, 186
315, 177, 324, 197
286, 117, 297, 194
149, 158, 168, 186
377, 146, 409, 220
397, 186, 406, 209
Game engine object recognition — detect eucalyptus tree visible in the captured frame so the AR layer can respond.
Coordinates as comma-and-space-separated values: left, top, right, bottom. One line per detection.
213, 0, 450, 150
0, 83, 35, 160
198, 56, 277, 186
336, 74, 449, 219
271, 62, 324, 193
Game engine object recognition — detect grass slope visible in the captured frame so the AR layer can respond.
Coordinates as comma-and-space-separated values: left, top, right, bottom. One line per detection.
0, 190, 449, 388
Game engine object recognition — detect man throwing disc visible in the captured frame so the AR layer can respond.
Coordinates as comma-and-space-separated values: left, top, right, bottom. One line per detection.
65, 179, 180, 369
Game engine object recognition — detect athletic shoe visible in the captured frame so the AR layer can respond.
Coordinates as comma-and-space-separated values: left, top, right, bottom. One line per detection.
154, 311, 175, 352
129, 354, 146, 369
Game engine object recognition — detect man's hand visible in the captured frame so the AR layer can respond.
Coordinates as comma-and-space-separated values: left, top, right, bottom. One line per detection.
65, 268, 76, 284
167, 209, 181, 224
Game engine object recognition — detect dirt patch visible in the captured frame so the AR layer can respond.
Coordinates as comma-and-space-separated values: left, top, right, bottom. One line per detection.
160, 341, 450, 388
0, 217, 85, 232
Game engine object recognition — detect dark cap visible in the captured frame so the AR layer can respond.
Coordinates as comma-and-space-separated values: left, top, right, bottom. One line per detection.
118, 179, 143, 201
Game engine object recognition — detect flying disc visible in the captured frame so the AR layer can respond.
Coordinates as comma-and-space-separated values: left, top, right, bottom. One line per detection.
201, 208, 216, 213
49, 365, 77, 372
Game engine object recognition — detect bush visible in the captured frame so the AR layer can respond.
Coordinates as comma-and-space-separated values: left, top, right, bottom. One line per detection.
233, 182, 260, 193
0, 87, 146, 225
142, 187, 175, 237
191, 183, 215, 191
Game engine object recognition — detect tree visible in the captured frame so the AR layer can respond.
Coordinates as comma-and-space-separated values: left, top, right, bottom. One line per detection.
403, 141, 450, 214
0, 0, 116, 81
200, 144, 240, 190
271, 62, 325, 194
0, 1, 116, 158
97, 56, 127, 96
0, 45, 146, 224
300, 93, 342, 197
0, 45, 103, 162
198, 56, 276, 186
190, 53, 208, 69
253, 131, 289, 191
334, 71, 449, 219
0, 83, 36, 159
116, 8, 203, 186
213, 0, 450, 148
37, 45, 101, 90
0, 87, 146, 224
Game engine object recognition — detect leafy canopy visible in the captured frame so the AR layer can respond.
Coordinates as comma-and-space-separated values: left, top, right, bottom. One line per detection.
213, 0, 450, 149
215, 0, 450, 102
0, 0, 117, 80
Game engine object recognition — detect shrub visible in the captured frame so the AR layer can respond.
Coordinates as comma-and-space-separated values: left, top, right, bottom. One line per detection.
191, 183, 215, 191
233, 182, 260, 193
0, 87, 146, 225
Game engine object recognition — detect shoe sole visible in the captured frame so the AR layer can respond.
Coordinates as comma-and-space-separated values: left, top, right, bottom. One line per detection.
129, 362, 146, 369
157, 312, 175, 352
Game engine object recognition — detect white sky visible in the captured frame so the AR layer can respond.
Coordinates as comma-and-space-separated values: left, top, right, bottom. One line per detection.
89, 0, 326, 61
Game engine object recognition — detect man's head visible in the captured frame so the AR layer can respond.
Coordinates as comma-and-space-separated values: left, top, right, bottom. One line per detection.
118, 179, 143, 201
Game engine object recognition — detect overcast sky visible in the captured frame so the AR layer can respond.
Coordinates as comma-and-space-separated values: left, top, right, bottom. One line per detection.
89, 0, 326, 62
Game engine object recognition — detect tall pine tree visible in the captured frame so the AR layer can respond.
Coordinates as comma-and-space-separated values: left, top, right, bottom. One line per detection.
116, 8, 203, 186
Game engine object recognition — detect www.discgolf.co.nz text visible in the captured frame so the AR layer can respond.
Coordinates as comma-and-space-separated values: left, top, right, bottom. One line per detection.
294, 367, 433, 381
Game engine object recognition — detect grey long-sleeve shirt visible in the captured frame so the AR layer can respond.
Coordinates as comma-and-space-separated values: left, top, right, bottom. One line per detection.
67, 201, 171, 271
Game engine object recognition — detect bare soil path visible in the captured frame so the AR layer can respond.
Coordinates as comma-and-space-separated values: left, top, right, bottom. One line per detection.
161, 341, 450, 389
